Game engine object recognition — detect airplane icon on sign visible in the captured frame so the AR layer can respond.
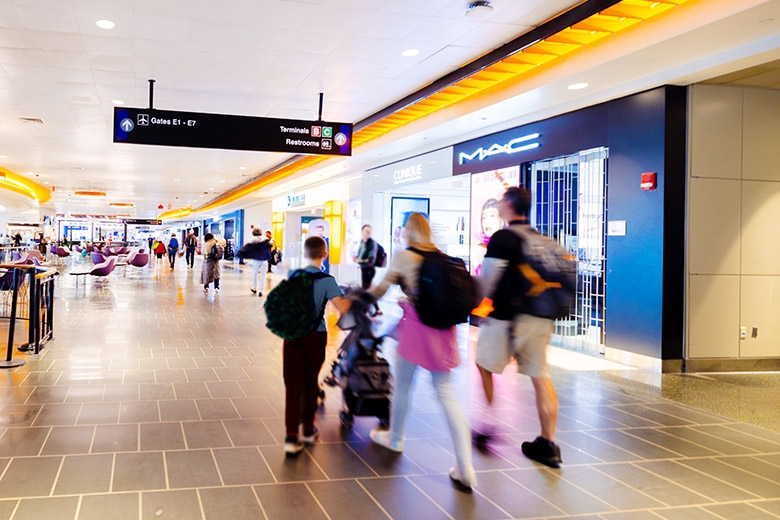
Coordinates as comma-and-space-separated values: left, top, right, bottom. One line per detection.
138, 114, 149, 126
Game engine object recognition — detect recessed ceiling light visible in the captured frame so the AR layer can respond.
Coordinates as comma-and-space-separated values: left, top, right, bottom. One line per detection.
209, 187, 214, 191
43, 181, 49, 185
173, 178, 180, 182
0, 155, 6, 159
401, 49, 419, 57
112, 99, 124, 105
219, 180, 226, 183
568, 82, 589, 90
96, 19, 115, 30
238, 166, 246, 170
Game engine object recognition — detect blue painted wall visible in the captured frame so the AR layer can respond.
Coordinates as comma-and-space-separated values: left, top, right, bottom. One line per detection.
453, 86, 687, 361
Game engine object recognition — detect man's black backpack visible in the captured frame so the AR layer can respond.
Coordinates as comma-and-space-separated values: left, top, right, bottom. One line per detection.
512, 225, 577, 320
374, 243, 387, 268
409, 248, 478, 329
264, 270, 328, 340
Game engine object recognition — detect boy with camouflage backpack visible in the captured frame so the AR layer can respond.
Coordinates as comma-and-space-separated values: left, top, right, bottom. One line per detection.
264, 236, 349, 455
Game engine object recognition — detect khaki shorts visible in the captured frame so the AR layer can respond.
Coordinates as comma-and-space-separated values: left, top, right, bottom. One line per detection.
476, 315, 553, 379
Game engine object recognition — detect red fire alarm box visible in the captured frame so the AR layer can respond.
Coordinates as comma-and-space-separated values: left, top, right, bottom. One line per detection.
641, 172, 657, 190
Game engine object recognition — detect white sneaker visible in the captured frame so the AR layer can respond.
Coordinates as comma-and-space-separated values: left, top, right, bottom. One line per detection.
369, 428, 403, 453
449, 467, 477, 490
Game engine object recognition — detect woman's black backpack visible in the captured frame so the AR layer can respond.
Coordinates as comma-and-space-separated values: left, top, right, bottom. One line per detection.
409, 248, 478, 329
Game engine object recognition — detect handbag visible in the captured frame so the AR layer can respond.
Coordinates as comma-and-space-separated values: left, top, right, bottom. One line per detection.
394, 302, 460, 371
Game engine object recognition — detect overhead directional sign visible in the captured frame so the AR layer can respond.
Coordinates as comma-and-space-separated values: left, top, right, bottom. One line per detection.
113, 107, 353, 156
123, 219, 162, 225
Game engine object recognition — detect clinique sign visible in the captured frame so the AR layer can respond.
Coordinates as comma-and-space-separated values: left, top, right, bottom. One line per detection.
392, 164, 423, 185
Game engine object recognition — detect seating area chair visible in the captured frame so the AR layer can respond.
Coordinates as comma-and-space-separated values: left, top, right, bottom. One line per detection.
128, 253, 149, 268
90, 256, 118, 279
25, 249, 45, 262
12, 253, 32, 265
0, 268, 16, 291
73, 245, 83, 253
90, 252, 106, 264
55, 247, 71, 259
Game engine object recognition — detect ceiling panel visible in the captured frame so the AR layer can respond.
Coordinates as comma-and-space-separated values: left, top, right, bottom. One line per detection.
0, 0, 676, 217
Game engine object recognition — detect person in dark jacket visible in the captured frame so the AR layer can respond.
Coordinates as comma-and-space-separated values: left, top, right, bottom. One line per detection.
354, 224, 381, 315
236, 228, 272, 296
266, 230, 276, 273
184, 230, 198, 269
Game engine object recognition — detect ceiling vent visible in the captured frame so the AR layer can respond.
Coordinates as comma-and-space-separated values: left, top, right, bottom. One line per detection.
18, 117, 43, 124
465, 1, 494, 18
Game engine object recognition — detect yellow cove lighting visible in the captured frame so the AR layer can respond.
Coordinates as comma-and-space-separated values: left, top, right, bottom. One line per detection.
109, 202, 134, 207
163, 0, 688, 217
74, 191, 106, 197
158, 206, 193, 221
0, 167, 51, 204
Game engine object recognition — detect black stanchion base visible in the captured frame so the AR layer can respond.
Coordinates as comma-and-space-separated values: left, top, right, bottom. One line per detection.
0, 359, 26, 369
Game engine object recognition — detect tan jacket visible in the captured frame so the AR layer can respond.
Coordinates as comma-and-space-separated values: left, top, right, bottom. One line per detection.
370, 247, 436, 306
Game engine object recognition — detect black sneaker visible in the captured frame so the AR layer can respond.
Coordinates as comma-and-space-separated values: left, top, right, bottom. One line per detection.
284, 436, 304, 456
473, 432, 492, 447
301, 427, 319, 444
521, 436, 562, 468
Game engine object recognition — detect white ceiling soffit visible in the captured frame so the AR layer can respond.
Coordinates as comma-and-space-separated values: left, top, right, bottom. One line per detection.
0, 0, 583, 218
230, 0, 780, 211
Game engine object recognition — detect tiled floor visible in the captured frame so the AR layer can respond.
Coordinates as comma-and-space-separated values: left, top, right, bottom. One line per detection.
0, 256, 780, 519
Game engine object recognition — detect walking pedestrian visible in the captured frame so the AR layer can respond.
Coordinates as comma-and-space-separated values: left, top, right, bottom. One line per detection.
475, 186, 565, 468
368, 213, 476, 490
167, 233, 179, 269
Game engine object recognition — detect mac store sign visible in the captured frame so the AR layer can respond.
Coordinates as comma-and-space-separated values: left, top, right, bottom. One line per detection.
367, 148, 454, 192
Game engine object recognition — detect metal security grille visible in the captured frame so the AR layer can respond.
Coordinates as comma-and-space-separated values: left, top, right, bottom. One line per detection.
529, 148, 608, 354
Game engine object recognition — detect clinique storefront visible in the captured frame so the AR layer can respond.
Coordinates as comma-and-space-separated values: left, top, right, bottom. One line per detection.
452, 85, 687, 372
363, 148, 470, 268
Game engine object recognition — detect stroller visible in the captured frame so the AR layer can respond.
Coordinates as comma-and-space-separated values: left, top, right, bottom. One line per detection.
325, 288, 392, 429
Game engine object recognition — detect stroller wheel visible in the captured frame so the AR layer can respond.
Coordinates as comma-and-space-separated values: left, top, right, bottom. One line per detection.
317, 387, 326, 406
339, 411, 354, 429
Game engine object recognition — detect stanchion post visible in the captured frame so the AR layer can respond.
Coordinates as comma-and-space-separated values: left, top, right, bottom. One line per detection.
0, 268, 26, 369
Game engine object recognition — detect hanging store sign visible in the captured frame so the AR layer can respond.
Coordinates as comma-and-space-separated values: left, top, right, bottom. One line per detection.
113, 107, 353, 156
369, 148, 453, 191
287, 194, 306, 208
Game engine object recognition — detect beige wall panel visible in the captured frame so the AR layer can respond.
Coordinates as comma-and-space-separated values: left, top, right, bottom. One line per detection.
688, 177, 741, 275
742, 181, 780, 275
688, 275, 740, 359
739, 276, 780, 358
743, 88, 780, 181
690, 85, 742, 180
